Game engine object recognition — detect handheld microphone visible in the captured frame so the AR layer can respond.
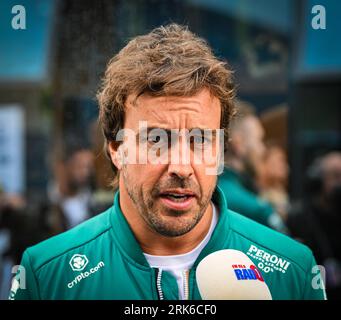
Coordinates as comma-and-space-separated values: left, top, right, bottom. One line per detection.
196, 249, 272, 300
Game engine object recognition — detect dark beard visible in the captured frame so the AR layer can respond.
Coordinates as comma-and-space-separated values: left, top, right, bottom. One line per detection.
122, 168, 215, 237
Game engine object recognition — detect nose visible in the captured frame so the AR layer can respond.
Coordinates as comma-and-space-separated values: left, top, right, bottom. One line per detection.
167, 134, 194, 179
167, 162, 194, 180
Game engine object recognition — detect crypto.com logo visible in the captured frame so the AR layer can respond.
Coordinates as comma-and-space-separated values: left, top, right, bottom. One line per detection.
114, 121, 225, 175
69, 254, 89, 272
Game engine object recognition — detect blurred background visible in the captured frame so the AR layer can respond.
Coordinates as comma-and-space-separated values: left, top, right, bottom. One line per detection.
0, 0, 340, 299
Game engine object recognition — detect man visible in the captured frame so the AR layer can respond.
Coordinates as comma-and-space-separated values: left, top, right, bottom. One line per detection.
0, 191, 45, 299
10, 24, 325, 300
48, 144, 96, 231
258, 143, 290, 221
288, 152, 341, 299
218, 101, 287, 232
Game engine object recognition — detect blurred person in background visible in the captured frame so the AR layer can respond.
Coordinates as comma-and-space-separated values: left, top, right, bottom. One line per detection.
0, 189, 46, 299
48, 143, 96, 231
258, 143, 290, 221
218, 100, 287, 233
287, 152, 341, 299
0, 188, 25, 299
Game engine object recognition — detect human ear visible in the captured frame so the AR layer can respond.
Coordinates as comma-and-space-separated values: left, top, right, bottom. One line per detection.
108, 141, 123, 170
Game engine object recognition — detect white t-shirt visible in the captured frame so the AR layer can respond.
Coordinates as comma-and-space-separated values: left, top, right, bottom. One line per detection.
61, 191, 91, 228
143, 203, 218, 300
48, 182, 91, 228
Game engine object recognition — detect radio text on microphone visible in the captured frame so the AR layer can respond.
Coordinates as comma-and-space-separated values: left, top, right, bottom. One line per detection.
232, 264, 265, 281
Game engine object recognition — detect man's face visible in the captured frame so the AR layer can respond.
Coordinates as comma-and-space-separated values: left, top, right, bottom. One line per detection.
321, 154, 341, 196
240, 116, 266, 173
264, 147, 289, 183
67, 150, 95, 189
113, 88, 221, 237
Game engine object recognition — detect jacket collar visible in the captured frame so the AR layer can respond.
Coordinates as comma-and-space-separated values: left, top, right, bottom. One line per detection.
109, 186, 231, 269
192, 186, 230, 268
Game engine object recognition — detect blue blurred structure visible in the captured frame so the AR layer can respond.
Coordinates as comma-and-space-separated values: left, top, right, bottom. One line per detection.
289, 0, 341, 199
295, 0, 341, 78
188, 0, 292, 34
0, 0, 56, 83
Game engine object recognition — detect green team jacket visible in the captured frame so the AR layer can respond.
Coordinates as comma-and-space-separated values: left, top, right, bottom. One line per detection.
10, 187, 326, 300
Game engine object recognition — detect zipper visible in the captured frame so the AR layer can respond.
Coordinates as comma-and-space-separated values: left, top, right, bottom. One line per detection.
156, 268, 190, 300
156, 268, 164, 300
183, 270, 189, 300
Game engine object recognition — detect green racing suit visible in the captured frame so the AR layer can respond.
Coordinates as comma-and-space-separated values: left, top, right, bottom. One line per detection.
10, 186, 326, 300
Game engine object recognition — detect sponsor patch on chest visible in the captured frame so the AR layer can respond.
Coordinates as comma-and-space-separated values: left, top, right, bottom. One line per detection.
246, 245, 291, 274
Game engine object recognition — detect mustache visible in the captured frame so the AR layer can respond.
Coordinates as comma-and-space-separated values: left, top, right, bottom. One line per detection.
151, 177, 201, 198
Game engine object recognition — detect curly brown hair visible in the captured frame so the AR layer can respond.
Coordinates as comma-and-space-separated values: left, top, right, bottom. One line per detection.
97, 23, 236, 181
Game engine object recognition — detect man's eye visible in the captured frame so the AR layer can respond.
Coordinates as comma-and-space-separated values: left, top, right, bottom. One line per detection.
191, 135, 211, 145
148, 134, 168, 144
148, 135, 161, 143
